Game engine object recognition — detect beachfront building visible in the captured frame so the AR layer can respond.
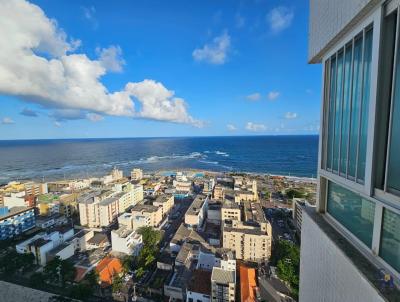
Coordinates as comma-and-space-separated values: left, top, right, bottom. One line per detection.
184, 194, 209, 229
0, 206, 36, 240
300, 1, 400, 301
131, 168, 143, 181
222, 202, 272, 262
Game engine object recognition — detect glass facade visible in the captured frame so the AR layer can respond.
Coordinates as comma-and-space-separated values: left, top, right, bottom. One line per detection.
325, 28, 373, 183
327, 182, 375, 247
380, 209, 400, 272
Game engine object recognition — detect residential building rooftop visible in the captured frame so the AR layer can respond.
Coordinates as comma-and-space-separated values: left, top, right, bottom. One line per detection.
211, 267, 235, 284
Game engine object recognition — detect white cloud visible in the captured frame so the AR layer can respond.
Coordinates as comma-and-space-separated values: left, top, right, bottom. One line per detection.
86, 113, 104, 122
246, 92, 261, 101
285, 112, 298, 119
227, 124, 237, 131
54, 121, 61, 127
192, 32, 231, 65
0, 0, 201, 127
268, 91, 280, 100
267, 7, 294, 33
1, 117, 15, 124
235, 13, 245, 28
245, 122, 266, 132
96, 45, 125, 73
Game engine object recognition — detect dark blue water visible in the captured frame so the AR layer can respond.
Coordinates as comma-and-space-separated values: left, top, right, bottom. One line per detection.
0, 136, 318, 184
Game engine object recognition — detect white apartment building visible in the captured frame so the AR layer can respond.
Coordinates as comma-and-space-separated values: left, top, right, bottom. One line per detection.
185, 194, 209, 229
3, 191, 26, 208
131, 168, 143, 181
153, 194, 174, 218
111, 225, 142, 255
300, 1, 400, 301
16, 228, 74, 266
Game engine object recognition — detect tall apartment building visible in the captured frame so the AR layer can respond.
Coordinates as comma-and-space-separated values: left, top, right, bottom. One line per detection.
185, 194, 209, 229
300, 1, 400, 301
131, 203, 163, 228
222, 202, 272, 262
131, 168, 143, 181
153, 194, 174, 218
24, 182, 48, 196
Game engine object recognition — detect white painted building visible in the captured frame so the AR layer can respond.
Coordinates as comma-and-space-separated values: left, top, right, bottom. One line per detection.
111, 225, 142, 255
301, 1, 400, 301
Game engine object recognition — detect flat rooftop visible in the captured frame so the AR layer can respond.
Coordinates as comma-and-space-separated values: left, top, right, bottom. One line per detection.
243, 202, 266, 223
113, 225, 135, 238
186, 194, 207, 216
155, 194, 173, 203
0, 206, 33, 220
211, 267, 235, 284
132, 203, 160, 213
188, 269, 212, 295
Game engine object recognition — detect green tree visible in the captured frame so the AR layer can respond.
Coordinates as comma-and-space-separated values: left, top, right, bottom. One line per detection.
138, 226, 161, 247
112, 274, 124, 293
285, 188, 306, 199
29, 272, 45, 288
69, 283, 93, 301
272, 240, 300, 300
121, 255, 134, 274
60, 259, 76, 285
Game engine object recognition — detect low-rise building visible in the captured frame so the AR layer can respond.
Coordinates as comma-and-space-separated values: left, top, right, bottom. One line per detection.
185, 194, 209, 229
186, 269, 212, 302
221, 201, 241, 221
96, 257, 123, 287
0, 206, 35, 240
16, 227, 74, 266
111, 225, 142, 255
240, 265, 257, 302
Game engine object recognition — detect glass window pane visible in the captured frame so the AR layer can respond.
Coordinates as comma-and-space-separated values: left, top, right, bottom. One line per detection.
380, 209, 400, 272
348, 37, 363, 178
340, 45, 353, 175
357, 29, 373, 182
327, 57, 337, 170
333, 52, 344, 172
327, 182, 375, 247
387, 24, 400, 192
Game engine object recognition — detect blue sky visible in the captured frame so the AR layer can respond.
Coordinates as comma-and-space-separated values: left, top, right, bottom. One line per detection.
0, 0, 321, 139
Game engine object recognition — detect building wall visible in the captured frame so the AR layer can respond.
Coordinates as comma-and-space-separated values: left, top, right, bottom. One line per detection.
299, 212, 385, 302
186, 290, 210, 302
221, 208, 241, 221
308, 0, 378, 62
0, 208, 35, 240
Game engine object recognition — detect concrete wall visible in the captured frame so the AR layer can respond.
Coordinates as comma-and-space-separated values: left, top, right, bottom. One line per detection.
299, 211, 385, 302
308, 0, 378, 63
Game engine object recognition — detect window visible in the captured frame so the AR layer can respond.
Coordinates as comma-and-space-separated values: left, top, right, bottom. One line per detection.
327, 181, 375, 247
380, 208, 400, 272
324, 27, 373, 183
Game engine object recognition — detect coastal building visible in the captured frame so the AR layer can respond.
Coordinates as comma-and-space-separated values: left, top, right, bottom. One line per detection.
292, 198, 315, 234
111, 167, 123, 181
213, 185, 225, 200
16, 227, 74, 266
0, 206, 36, 240
300, 1, 400, 301
153, 194, 174, 218
131, 168, 143, 181
184, 194, 209, 229
222, 202, 272, 262
24, 182, 48, 196
221, 201, 241, 221
174, 180, 192, 194
131, 203, 163, 228
3, 191, 27, 208
211, 255, 236, 302
111, 225, 142, 255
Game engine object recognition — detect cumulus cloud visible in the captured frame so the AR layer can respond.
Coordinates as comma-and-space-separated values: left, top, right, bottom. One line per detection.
246, 92, 261, 101
268, 91, 280, 100
1, 117, 15, 124
20, 108, 38, 117
192, 32, 231, 65
267, 7, 294, 33
227, 124, 237, 131
0, 0, 201, 127
285, 112, 298, 119
245, 122, 266, 132
96, 45, 125, 72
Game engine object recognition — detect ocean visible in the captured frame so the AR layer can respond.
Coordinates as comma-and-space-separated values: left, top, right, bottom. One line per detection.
0, 135, 318, 184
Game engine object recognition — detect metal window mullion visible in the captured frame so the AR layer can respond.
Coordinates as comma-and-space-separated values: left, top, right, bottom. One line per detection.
384, 6, 400, 192
346, 38, 356, 179
355, 29, 366, 182
331, 52, 338, 172
338, 46, 346, 175
323, 59, 331, 170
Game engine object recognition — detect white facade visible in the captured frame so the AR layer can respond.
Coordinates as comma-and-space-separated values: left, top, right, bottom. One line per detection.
111, 226, 142, 255
131, 168, 143, 181
299, 212, 385, 302
4, 191, 26, 208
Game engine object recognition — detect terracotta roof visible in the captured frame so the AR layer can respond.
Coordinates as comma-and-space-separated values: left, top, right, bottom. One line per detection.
240, 265, 257, 302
